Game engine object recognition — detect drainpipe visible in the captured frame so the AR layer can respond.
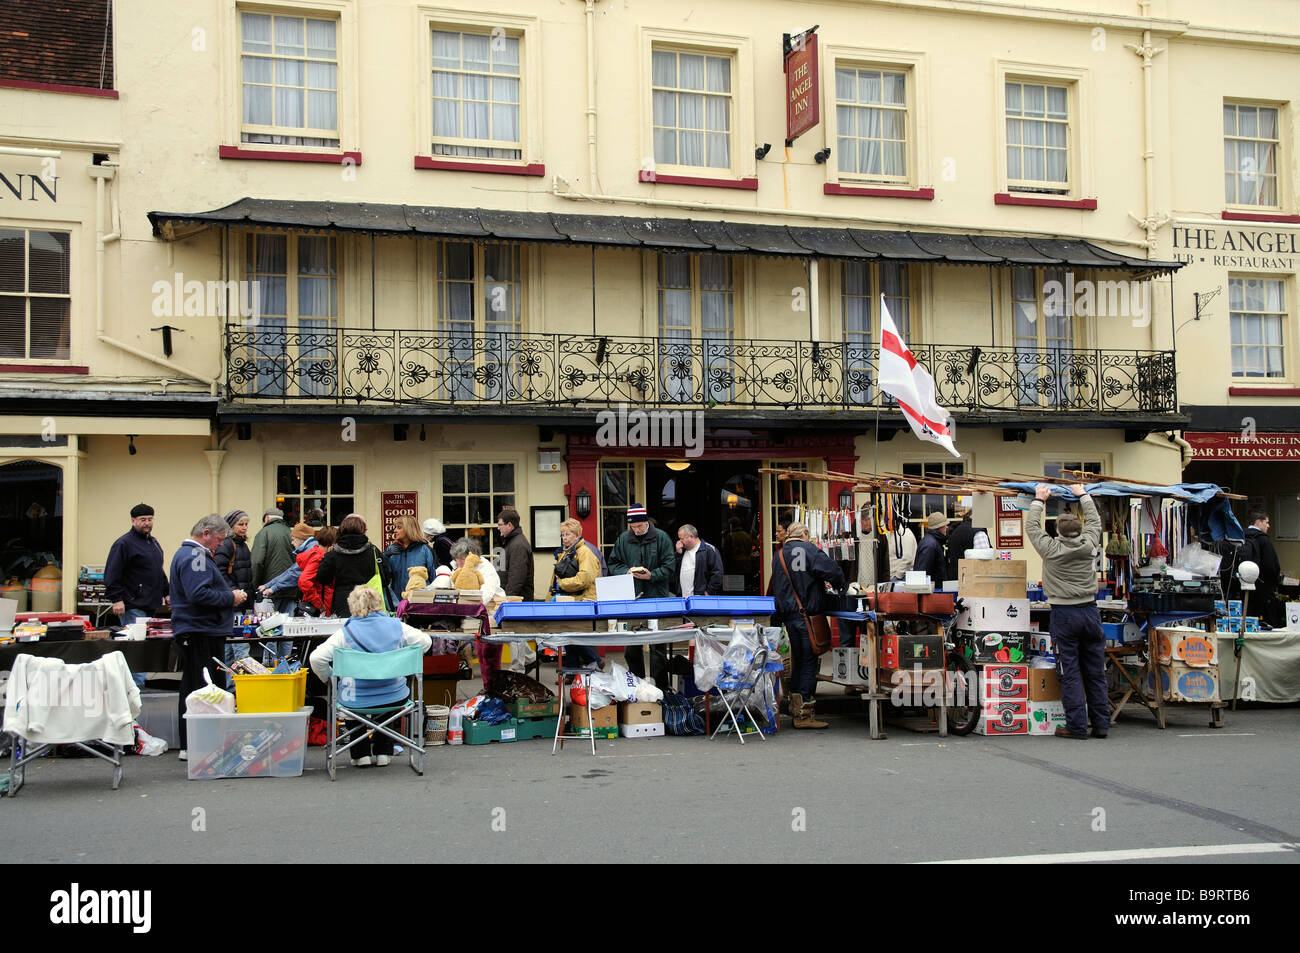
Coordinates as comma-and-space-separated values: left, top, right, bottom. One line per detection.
808, 258, 820, 341
1125, 3, 1167, 348
584, 0, 600, 193
89, 163, 217, 391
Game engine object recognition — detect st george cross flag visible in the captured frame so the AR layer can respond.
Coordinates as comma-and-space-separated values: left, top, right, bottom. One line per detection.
878, 294, 960, 458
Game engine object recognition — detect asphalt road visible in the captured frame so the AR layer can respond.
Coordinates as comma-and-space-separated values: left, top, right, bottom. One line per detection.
3, 697, 1297, 865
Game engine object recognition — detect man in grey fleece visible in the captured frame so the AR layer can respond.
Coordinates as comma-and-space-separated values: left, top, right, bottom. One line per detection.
1026, 483, 1109, 740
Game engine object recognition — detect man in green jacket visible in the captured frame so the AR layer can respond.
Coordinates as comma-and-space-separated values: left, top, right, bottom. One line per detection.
607, 503, 676, 689
1026, 484, 1107, 740
250, 507, 298, 662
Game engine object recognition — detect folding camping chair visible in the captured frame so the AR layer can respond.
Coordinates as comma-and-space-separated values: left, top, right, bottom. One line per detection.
325, 645, 425, 780
710, 628, 780, 745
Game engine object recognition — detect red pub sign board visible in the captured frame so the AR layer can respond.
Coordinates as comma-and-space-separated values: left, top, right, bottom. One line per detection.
380, 491, 419, 548
784, 33, 820, 142
1186, 432, 1300, 461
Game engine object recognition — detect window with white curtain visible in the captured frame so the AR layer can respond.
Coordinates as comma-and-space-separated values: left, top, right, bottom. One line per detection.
0, 228, 71, 361
1229, 276, 1287, 378
658, 252, 734, 402
841, 262, 911, 405
1005, 80, 1070, 194
652, 48, 733, 170
1224, 103, 1281, 208
243, 233, 339, 397
835, 67, 908, 182
432, 29, 522, 160
240, 11, 339, 148
1013, 266, 1077, 406
435, 242, 523, 399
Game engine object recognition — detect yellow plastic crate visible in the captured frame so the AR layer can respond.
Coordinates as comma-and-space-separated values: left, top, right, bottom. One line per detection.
234, 669, 307, 714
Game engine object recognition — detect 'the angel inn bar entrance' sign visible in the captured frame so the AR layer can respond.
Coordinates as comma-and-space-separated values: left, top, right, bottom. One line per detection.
1186, 432, 1300, 460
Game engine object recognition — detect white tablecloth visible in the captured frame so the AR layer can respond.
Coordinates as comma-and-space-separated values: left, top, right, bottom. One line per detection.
1214, 631, 1300, 703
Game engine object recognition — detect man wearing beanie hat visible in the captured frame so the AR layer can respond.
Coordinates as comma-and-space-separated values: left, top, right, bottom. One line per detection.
1027, 483, 1107, 740
912, 511, 950, 585
104, 502, 168, 628
251, 505, 298, 661
423, 517, 454, 568
607, 504, 676, 688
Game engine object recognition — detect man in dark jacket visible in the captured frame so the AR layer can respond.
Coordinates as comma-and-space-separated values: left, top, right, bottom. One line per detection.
944, 506, 991, 582
1241, 508, 1283, 627
771, 522, 845, 728
170, 514, 247, 758
497, 507, 535, 602
316, 514, 392, 617
607, 504, 676, 688
913, 512, 949, 585
251, 508, 298, 606
672, 524, 724, 597
104, 502, 169, 627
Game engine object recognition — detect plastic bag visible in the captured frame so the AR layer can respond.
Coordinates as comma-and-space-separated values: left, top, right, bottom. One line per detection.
451, 694, 486, 722
185, 668, 234, 715
589, 661, 662, 704
692, 632, 726, 693
1174, 542, 1223, 578
132, 725, 167, 756
718, 625, 762, 691
254, 599, 276, 615
474, 696, 512, 725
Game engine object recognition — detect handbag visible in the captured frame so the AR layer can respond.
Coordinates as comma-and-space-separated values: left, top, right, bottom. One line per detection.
778, 546, 833, 656
365, 549, 390, 612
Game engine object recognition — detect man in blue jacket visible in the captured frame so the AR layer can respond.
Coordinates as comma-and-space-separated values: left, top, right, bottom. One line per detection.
171, 514, 248, 759
103, 502, 168, 627
673, 524, 724, 597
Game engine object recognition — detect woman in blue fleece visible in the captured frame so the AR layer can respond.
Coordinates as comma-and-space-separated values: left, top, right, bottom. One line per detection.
309, 585, 431, 766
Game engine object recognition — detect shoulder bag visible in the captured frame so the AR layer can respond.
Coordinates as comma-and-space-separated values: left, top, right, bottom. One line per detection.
365, 548, 390, 612
778, 546, 833, 656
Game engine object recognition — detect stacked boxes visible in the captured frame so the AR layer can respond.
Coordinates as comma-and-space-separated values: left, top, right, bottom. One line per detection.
618, 702, 664, 738
569, 703, 618, 739
976, 664, 1030, 735
1147, 627, 1221, 704
1026, 667, 1065, 736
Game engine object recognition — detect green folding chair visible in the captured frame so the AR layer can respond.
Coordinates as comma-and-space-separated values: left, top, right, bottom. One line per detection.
326, 644, 425, 781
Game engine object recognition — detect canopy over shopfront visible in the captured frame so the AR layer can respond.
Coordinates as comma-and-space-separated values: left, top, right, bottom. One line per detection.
999, 480, 1245, 541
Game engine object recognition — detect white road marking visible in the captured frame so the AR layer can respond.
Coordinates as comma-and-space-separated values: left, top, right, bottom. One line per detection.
595, 753, 675, 759
918, 842, 1298, 864
1177, 732, 1255, 738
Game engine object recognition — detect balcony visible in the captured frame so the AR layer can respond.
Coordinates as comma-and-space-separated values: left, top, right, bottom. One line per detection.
223, 325, 1178, 421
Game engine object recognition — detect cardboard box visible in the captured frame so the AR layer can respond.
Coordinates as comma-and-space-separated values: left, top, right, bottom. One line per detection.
958, 559, 1027, 599
831, 646, 871, 686
955, 597, 1032, 633
570, 703, 617, 730
1143, 663, 1221, 703
976, 700, 1029, 735
620, 722, 665, 738
1154, 628, 1219, 666
879, 633, 944, 670
421, 677, 461, 707
968, 631, 1028, 664
979, 664, 1029, 700
1027, 701, 1066, 735
1027, 668, 1060, 701
1029, 633, 1054, 654
619, 702, 663, 726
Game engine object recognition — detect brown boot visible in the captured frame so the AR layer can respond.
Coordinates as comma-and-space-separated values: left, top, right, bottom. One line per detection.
793, 696, 829, 730
787, 693, 803, 722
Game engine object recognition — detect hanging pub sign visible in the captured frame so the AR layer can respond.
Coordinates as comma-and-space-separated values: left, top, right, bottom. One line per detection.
997, 496, 1024, 549
380, 491, 419, 548
783, 28, 820, 143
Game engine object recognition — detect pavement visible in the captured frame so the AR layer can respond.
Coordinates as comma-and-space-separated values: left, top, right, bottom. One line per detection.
2, 659, 1297, 865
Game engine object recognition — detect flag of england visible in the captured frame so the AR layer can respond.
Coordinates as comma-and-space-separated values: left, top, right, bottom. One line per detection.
878, 295, 960, 458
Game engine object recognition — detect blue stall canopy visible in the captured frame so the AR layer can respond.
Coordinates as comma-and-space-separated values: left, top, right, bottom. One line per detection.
998, 481, 1245, 541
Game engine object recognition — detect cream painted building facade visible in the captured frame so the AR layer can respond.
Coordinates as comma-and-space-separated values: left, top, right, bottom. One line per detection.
0, 0, 1297, 611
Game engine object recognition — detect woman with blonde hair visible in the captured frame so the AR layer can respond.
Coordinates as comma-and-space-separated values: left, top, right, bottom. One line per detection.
383, 515, 437, 607
309, 585, 432, 767
550, 518, 601, 668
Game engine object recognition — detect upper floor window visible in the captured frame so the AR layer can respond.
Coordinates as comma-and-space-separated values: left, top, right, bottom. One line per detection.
652, 48, 733, 170
835, 67, 908, 183
432, 242, 524, 401
658, 252, 735, 401
432, 29, 522, 160
1224, 102, 1280, 208
1005, 80, 1069, 194
1229, 276, 1286, 378
240, 11, 339, 148
0, 228, 70, 361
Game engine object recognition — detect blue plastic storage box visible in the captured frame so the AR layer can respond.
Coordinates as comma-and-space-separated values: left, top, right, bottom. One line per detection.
495, 601, 595, 625
685, 595, 776, 615
595, 598, 687, 619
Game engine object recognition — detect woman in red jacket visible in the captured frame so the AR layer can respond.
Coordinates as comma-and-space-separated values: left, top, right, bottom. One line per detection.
298, 526, 337, 614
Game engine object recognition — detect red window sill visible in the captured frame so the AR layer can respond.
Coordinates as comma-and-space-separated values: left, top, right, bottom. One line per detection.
638, 171, 759, 191
825, 183, 934, 200
0, 363, 89, 374
413, 156, 545, 176
1228, 386, 1300, 397
1221, 210, 1300, 224
219, 146, 362, 165
0, 78, 118, 99
994, 192, 1097, 210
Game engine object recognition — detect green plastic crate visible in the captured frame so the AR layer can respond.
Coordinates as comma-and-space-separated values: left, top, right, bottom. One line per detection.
569, 723, 618, 739
463, 718, 519, 745
509, 698, 560, 719
512, 716, 556, 741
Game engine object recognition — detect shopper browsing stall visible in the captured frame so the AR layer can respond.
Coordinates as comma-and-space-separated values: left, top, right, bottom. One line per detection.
550, 518, 602, 669
913, 512, 949, 586
103, 502, 168, 628
315, 515, 392, 617
1026, 484, 1109, 740
608, 504, 676, 689
771, 522, 845, 730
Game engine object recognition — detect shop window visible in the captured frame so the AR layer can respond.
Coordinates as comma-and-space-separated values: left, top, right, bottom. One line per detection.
432, 29, 522, 160
239, 9, 340, 148
902, 460, 965, 527
0, 228, 71, 360
275, 463, 354, 526
1223, 102, 1280, 209
441, 462, 515, 554
599, 461, 637, 557
1040, 459, 1104, 534
1229, 276, 1286, 378
0, 461, 63, 611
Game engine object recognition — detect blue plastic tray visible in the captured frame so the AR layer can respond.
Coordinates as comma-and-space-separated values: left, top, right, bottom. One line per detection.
595, 598, 687, 619
685, 596, 775, 615
495, 602, 596, 624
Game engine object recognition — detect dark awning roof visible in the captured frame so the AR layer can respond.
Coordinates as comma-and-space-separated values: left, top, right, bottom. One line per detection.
147, 198, 1183, 274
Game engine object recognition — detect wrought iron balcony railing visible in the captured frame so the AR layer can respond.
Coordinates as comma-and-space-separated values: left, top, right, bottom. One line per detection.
224, 325, 1177, 416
